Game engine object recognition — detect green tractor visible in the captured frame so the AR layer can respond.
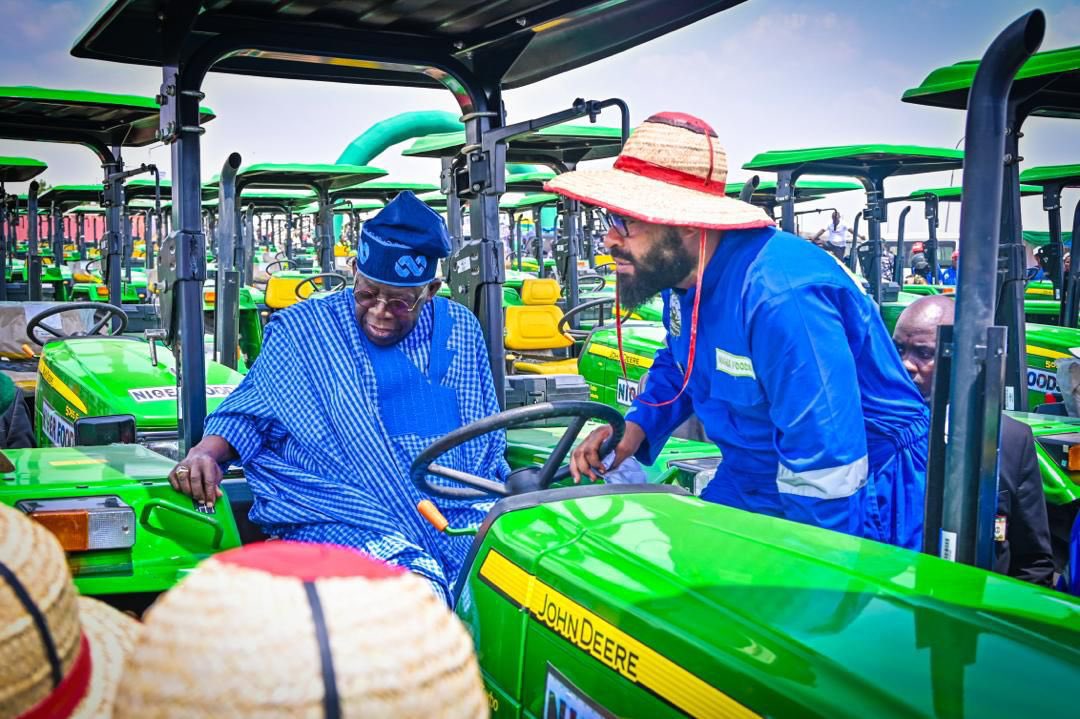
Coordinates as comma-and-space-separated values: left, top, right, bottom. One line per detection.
0, 156, 48, 302
0, 3, 1073, 717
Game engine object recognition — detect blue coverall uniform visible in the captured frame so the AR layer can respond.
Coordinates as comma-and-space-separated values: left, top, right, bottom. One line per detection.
627, 227, 929, 549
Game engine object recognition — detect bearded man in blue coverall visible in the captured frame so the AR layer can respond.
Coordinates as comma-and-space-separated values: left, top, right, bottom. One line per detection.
170, 191, 508, 602
552, 112, 929, 549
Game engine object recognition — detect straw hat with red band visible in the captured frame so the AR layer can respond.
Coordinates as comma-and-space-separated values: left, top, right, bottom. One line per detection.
114, 541, 487, 719
544, 111, 775, 230
0, 503, 140, 719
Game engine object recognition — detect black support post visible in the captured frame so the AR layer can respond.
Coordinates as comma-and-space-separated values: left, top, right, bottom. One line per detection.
27, 181, 40, 301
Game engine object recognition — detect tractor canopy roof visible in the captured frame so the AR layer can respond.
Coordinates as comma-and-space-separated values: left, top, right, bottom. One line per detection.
72, 1, 744, 90
726, 178, 862, 205
124, 177, 170, 201
743, 145, 964, 178
505, 170, 558, 192
1018, 164, 1080, 187
909, 184, 1043, 200
403, 124, 623, 167
0, 85, 214, 147
322, 199, 384, 213
500, 192, 560, 212
1024, 230, 1074, 246
63, 204, 105, 215
0, 156, 47, 182
418, 191, 447, 209
38, 184, 104, 206
236, 162, 387, 191
330, 180, 439, 202
902, 45, 1080, 119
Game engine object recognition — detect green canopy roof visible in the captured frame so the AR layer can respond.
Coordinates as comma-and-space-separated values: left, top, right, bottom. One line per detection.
725, 178, 862, 205
418, 191, 448, 210
1019, 164, 1080, 187
1024, 230, 1074, 246
300, 200, 383, 215
124, 177, 171, 201
902, 46, 1080, 119
63, 204, 105, 215
501, 192, 560, 212
0, 86, 215, 147
744, 145, 964, 177
909, 184, 1043, 200
38, 184, 103, 206
505, 170, 558, 192
403, 124, 623, 167
0, 156, 47, 182
330, 180, 439, 201
237, 163, 388, 192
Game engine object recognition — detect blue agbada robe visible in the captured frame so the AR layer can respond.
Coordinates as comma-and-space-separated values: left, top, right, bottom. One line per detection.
203, 290, 508, 602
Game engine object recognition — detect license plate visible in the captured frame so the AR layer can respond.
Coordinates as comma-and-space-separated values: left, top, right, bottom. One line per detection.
616, 376, 638, 406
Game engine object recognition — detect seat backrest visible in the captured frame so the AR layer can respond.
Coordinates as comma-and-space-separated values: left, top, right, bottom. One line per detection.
505, 305, 573, 351
520, 278, 561, 306
265, 275, 306, 309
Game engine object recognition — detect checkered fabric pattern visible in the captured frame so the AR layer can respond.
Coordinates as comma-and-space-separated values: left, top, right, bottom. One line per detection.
204, 290, 507, 602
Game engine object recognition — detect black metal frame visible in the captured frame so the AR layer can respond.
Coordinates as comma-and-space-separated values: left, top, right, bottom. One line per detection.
931, 10, 1044, 568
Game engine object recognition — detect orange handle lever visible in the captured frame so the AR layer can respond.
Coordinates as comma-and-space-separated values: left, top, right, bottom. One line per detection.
417, 500, 449, 533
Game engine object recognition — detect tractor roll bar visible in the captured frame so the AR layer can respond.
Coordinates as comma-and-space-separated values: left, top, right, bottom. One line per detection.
936, 9, 1044, 568
216, 152, 242, 370
1063, 198, 1080, 328
894, 205, 912, 285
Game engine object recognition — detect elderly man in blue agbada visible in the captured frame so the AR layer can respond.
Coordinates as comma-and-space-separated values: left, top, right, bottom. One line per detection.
170, 191, 507, 602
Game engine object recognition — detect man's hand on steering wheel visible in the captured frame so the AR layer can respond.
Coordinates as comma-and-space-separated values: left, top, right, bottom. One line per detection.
569, 421, 646, 482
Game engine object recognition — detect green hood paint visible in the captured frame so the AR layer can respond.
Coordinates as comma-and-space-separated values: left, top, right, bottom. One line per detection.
460, 489, 1080, 718
0, 444, 241, 594
36, 337, 244, 442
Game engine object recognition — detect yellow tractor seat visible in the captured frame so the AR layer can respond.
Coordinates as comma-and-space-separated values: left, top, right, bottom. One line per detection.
520, 277, 561, 305
513, 357, 579, 375
333, 244, 355, 258
264, 275, 306, 309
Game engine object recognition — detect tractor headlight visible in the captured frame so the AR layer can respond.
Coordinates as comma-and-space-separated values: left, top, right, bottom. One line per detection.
16, 496, 135, 552
141, 439, 180, 461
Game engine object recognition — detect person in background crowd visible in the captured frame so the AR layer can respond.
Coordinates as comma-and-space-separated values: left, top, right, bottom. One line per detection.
941, 249, 959, 285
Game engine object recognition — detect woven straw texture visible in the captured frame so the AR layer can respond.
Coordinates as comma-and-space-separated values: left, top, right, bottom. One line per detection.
114, 553, 489, 718
73, 597, 141, 719
0, 504, 138, 719
546, 116, 775, 230
0, 505, 82, 717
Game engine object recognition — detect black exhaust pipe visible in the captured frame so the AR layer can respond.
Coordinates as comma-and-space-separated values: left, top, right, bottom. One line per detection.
940, 10, 1044, 567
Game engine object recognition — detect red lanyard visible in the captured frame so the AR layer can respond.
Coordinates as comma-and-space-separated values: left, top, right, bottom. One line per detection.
615, 228, 706, 407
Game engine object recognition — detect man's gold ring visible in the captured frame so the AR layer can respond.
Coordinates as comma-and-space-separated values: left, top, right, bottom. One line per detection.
175, 465, 190, 475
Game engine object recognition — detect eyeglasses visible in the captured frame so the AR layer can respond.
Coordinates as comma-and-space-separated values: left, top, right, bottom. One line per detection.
354, 287, 427, 317
604, 211, 633, 238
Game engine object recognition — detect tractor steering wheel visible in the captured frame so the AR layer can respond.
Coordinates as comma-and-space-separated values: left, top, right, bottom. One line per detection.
594, 260, 616, 274
558, 297, 616, 341
578, 274, 607, 293
265, 259, 295, 275
410, 400, 625, 501
26, 302, 128, 346
294, 273, 348, 299
84, 258, 101, 275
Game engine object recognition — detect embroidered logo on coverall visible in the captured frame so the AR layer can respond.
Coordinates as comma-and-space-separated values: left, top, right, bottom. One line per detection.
669, 298, 682, 337
716, 349, 756, 379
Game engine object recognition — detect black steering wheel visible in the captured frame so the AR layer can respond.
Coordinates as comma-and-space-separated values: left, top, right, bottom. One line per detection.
578, 274, 607, 293
594, 260, 616, 274
558, 297, 616, 341
410, 401, 625, 500
294, 272, 348, 299
84, 258, 101, 275
264, 259, 295, 275
26, 302, 128, 346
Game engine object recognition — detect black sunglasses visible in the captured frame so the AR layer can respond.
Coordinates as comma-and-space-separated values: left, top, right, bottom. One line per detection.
604, 211, 633, 238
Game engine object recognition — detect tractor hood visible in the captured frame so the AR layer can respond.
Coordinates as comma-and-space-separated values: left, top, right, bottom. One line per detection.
40, 337, 243, 430
462, 488, 1080, 718
1026, 322, 1080, 357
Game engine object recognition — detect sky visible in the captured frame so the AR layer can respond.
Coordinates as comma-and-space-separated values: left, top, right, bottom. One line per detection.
1, 0, 1078, 239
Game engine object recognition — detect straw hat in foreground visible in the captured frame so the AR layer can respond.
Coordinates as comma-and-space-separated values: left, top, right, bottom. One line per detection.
115, 541, 488, 719
545, 111, 775, 231
0, 503, 140, 719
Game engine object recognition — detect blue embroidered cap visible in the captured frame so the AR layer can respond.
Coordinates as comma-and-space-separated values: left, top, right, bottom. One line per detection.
357, 191, 452, 287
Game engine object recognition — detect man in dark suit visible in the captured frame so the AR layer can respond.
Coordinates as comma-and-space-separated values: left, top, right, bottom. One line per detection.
893, 295, 1054, 585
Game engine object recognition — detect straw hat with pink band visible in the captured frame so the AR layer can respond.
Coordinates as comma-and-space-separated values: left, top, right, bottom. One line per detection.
114, 541, 487, 719
0, 503, 140, 719
546, 112, 774, 405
